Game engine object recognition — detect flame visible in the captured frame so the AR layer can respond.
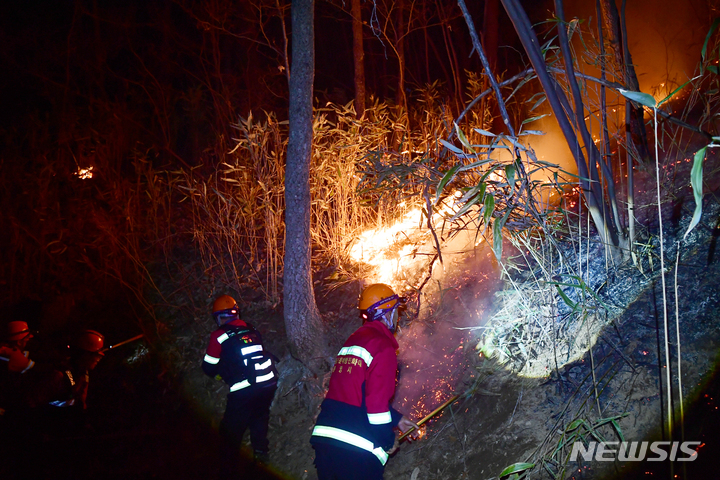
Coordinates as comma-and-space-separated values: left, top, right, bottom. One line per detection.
349, 208, 423, 286
349, 194, 461, 287
75, 166, 94, 179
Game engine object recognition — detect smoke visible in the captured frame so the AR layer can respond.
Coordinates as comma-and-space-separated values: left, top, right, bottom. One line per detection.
563, 0, 711, 96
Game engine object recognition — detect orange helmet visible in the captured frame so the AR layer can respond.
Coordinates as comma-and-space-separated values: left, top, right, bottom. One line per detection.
359, 284, 400, 323
72, 330, 105, 355
6, 321, 33, 342
212, 295, 240, 326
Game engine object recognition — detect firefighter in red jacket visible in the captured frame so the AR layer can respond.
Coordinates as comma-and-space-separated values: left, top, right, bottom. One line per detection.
1, 321, 36, 419
202, 294, 278, 475
311, 283, 419, 480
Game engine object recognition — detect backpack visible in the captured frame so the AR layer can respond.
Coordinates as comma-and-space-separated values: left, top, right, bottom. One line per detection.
217, 324, 277, 390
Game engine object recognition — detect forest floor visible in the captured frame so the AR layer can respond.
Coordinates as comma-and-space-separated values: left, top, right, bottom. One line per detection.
8, 139, 720, 480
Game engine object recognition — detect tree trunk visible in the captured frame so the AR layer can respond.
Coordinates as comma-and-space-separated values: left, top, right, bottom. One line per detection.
284, 0, 324, 365
351, 0, 365, 118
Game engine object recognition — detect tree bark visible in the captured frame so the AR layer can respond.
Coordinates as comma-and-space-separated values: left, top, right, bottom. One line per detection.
284, 0, 324, 365
351, 0, 365, 118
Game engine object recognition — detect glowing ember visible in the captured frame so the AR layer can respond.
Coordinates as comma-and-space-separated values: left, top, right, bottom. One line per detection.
75, 166, 94, 179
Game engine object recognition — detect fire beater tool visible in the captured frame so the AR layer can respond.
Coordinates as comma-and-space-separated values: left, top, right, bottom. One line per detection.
399, 394, 460, 442
101, 334, 144, 353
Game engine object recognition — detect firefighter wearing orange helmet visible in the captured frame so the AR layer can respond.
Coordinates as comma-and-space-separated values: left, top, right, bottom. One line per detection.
24, 329, 105, 410
311, 283, 420, 480
202, 294, 278, 475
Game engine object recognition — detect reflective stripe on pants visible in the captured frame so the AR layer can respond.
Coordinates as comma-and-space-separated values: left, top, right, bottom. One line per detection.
311, 425, 388, 465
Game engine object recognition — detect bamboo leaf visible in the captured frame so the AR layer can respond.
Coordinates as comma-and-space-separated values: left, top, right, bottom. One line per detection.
436, 164, 461, 202
566, 419, 585, 431
503, 135, 527, 152
493, 207, 513, 261
473, 128, 497, 137
657, 75, 701, 107
451, 194, 482, 221
455, 123, 475, 153
483, 193, 495, 226
506, 164, 516, 196
499, 463, 535, 477
617, 88, 656, 109
683, 146, 706, 240
554, 285, 578, 311
702, 18, 720, 67
611, 420, 626, 443
439, 139, 464, 154
531, 94, 547, 111
522, 114, 550, 125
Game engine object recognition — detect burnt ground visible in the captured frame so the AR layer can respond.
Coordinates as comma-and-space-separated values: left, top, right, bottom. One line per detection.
4, 146, 720, 480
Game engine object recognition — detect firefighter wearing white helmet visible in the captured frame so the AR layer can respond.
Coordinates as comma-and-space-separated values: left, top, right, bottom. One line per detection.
311, 283, 420, 480
202, 294, 278, 474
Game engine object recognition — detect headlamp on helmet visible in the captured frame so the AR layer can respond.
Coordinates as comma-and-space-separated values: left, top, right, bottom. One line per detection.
358, 284, 404, 332
212, 294, 241, 326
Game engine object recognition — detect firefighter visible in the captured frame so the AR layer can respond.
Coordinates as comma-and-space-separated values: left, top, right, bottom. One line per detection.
310, 283, 420, 480
9, 329, 105, 479
1, 321, 36, 420
0, 321, 36, 374
202, 294, 278, 475
24, 329, 105, 410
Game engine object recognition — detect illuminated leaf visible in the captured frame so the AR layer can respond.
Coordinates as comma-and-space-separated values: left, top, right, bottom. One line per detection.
436, 164, 461, 202
657, 75, 701, 107
439, 139, 464, 154
505, 164, 516, 195
493, 208, 513, 261
455, 123, 475, 153
473, 128, 496, 137
683, 146, 706, 241
522, 113, 549, 125
499, 463, 534, 477
483, 193, 495, 226
617, 88, 656, 109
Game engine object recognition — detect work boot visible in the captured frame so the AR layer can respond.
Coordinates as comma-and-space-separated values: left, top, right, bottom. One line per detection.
253, 450, 270, 467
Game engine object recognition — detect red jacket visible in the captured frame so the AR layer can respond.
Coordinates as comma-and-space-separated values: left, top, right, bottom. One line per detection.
311, 320, 403, 465
202, 318, 250, 368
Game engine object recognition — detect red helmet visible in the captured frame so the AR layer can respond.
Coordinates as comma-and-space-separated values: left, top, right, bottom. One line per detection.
6, 321, 32, 342
212, 295, 240, 326
72, 330, 105, 355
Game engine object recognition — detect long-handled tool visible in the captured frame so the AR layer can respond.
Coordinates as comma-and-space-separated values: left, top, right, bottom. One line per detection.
101, 334, 144, 353
399, 394, 460, 442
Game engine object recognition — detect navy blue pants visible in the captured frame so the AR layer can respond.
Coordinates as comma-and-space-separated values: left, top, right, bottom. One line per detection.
313, 442, 385, 480
220, 385, 276, 453
219, 385, 276, 478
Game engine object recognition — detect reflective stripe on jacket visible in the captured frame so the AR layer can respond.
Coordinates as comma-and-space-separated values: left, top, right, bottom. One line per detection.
202, 319, 277, 393
311, 321, 402, 462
